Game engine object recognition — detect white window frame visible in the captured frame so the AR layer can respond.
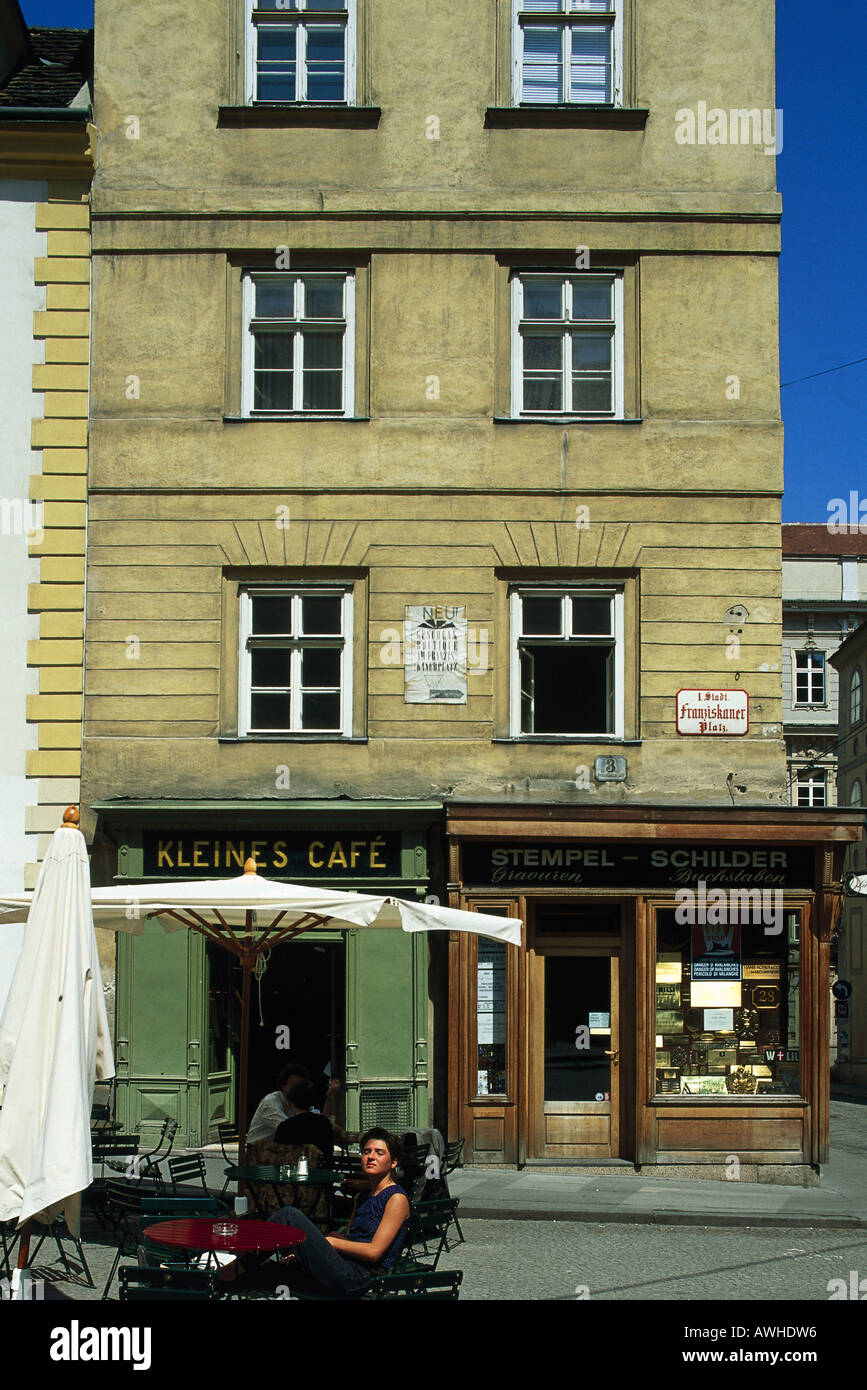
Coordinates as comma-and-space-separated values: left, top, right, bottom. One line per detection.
508, 584, 625, 738
511, 0, 622, 107
242, 270, 356, 417
795, 769, 826, 808
851, 668, 863, 727
239, 586, 353, 736
792, 649, 826, 707
246, 0, 357, 106
510, 271, 623, 419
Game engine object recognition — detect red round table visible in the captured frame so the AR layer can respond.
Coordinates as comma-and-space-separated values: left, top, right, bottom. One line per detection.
143, 1218, 306, 1256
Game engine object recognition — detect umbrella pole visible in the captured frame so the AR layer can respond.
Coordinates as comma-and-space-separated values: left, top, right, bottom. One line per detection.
237, 931, 253, 1171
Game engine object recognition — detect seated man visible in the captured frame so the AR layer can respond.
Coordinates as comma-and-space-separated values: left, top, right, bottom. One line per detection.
274, 1080, 336, 1162
246, 1061, 310, 1144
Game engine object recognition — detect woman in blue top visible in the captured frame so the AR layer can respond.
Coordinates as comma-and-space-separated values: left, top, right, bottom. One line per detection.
263, 1128, 410, 1298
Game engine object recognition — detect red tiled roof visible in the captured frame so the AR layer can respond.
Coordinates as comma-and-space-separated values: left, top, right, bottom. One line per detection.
782, 524, 867, 557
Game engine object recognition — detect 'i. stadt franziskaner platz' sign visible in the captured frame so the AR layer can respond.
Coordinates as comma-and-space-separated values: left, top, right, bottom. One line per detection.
676, 688, 749, 735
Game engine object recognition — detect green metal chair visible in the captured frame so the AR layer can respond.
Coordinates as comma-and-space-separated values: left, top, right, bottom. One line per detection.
168, 1153, 211, 1196
398, 1198, 460, 1271
217, 1123, 240, 1199
29, 1213, 94, 1290
119, 1265, 218, 1301
292, 1269, 463, 1301
439, 1140, 466, 1247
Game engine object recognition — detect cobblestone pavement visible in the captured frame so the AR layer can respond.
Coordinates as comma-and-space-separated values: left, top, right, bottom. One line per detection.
435, 1221, 867, 1301
15, 1218, 867, 1303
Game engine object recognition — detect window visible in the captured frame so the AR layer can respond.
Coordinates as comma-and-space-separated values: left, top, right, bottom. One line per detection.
793, 650, 825, 705
513, 0, 620, 106
511, 273, 623, 417
795, 769, 826, 807
851, 668, 863, 727
247, 0, 355, 104
509, 586, 624, 737
242, 271, 355, 416
239, 587, 352, 735
850, 780, 863, 808
654, 908, 803, 1099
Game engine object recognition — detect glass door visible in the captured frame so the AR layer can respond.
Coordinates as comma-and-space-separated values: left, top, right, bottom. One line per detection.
531, 948, 620, 1157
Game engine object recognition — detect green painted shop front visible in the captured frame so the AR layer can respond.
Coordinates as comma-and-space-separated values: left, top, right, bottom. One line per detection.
93, 802, 444, 1149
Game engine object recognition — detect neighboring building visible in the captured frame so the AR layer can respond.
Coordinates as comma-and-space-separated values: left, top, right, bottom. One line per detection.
0, 1, 93, 1005
84, 0, 858, 1174
782, 525, 867, 812
830, 625, 867, 1085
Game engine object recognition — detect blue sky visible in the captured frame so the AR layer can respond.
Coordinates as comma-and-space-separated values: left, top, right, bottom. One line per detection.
20, 2, 865, 525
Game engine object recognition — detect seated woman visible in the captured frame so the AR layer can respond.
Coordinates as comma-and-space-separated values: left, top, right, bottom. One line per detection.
247, 1128, 410, 1299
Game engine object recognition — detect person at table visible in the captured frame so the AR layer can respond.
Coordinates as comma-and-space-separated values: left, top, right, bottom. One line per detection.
246, 1061, 311, 1144
273, 1079, 336, 1161
235, 1129, 410, 1298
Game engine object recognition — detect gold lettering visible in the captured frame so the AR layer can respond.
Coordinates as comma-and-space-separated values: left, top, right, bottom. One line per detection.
226, 841, 245, 868
369, 837, 387, 869
157, 840, 174, 868
350, 839, 365, 869
250, 839, 266, 867
273, 840, 288, 870
328, 841, 348, 870
308, 840, 325, 869
193, 840, 208, 868
176, 841, 191, 869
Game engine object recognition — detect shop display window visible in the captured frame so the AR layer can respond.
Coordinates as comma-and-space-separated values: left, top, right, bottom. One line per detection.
477, 939, 507, 1096
654, 907, 801, 1098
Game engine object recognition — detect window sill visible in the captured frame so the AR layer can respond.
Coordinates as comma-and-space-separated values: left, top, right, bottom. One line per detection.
492, 737, 640, 745
650, 1094, 805, 1105
485, 105, 649, 131
493, 415, 641, 426
218, 105, 381, 129
224, 415, 370, 424
219, 735, 368, 744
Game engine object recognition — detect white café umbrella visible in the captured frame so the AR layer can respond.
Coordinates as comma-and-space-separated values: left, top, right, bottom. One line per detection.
0, 843, 521, 1163
0, 808, 114, 1293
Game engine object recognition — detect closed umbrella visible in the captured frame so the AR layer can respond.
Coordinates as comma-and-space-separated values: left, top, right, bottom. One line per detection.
0, 808, 114, 1294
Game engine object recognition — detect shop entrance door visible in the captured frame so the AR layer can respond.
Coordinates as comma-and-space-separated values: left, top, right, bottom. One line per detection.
530, 946, 620, 1159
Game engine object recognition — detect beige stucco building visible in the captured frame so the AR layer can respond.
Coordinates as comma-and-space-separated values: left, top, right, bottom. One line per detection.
83, 0, 859, 1172
0, 2, 93, 1009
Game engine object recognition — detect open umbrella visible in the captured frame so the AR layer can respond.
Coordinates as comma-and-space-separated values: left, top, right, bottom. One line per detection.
0, 808, 114, 1295
0, 834, 521, 1164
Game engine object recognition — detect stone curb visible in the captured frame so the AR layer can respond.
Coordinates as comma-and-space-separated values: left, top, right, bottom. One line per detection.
457, 1205, 866, 1229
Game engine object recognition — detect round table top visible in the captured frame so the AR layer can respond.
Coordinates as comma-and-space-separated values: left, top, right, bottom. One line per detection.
143, 1218, 306, 1255
225, 1165, 335, 1185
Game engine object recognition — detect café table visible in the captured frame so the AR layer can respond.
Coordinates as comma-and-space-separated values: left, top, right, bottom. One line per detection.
142, 1217, 306, 1271
223, 1165, 335, 1218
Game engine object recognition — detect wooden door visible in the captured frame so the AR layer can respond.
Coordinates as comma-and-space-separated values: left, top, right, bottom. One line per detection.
530, 947, 620, 1158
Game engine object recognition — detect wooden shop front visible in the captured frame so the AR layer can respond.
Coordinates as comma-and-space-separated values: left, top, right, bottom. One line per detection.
446, 806, 861, 1174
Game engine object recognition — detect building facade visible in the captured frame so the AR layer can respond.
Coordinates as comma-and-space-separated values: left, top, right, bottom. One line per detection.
85, 0, 858, 1171
0, 1, 93, 1008
830, 625, 867, 1085
782, 525, 867, 812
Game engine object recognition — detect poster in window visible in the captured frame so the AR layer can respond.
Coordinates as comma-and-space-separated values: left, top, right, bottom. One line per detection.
691, 920, 741, 981
404, 605, 467, 703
